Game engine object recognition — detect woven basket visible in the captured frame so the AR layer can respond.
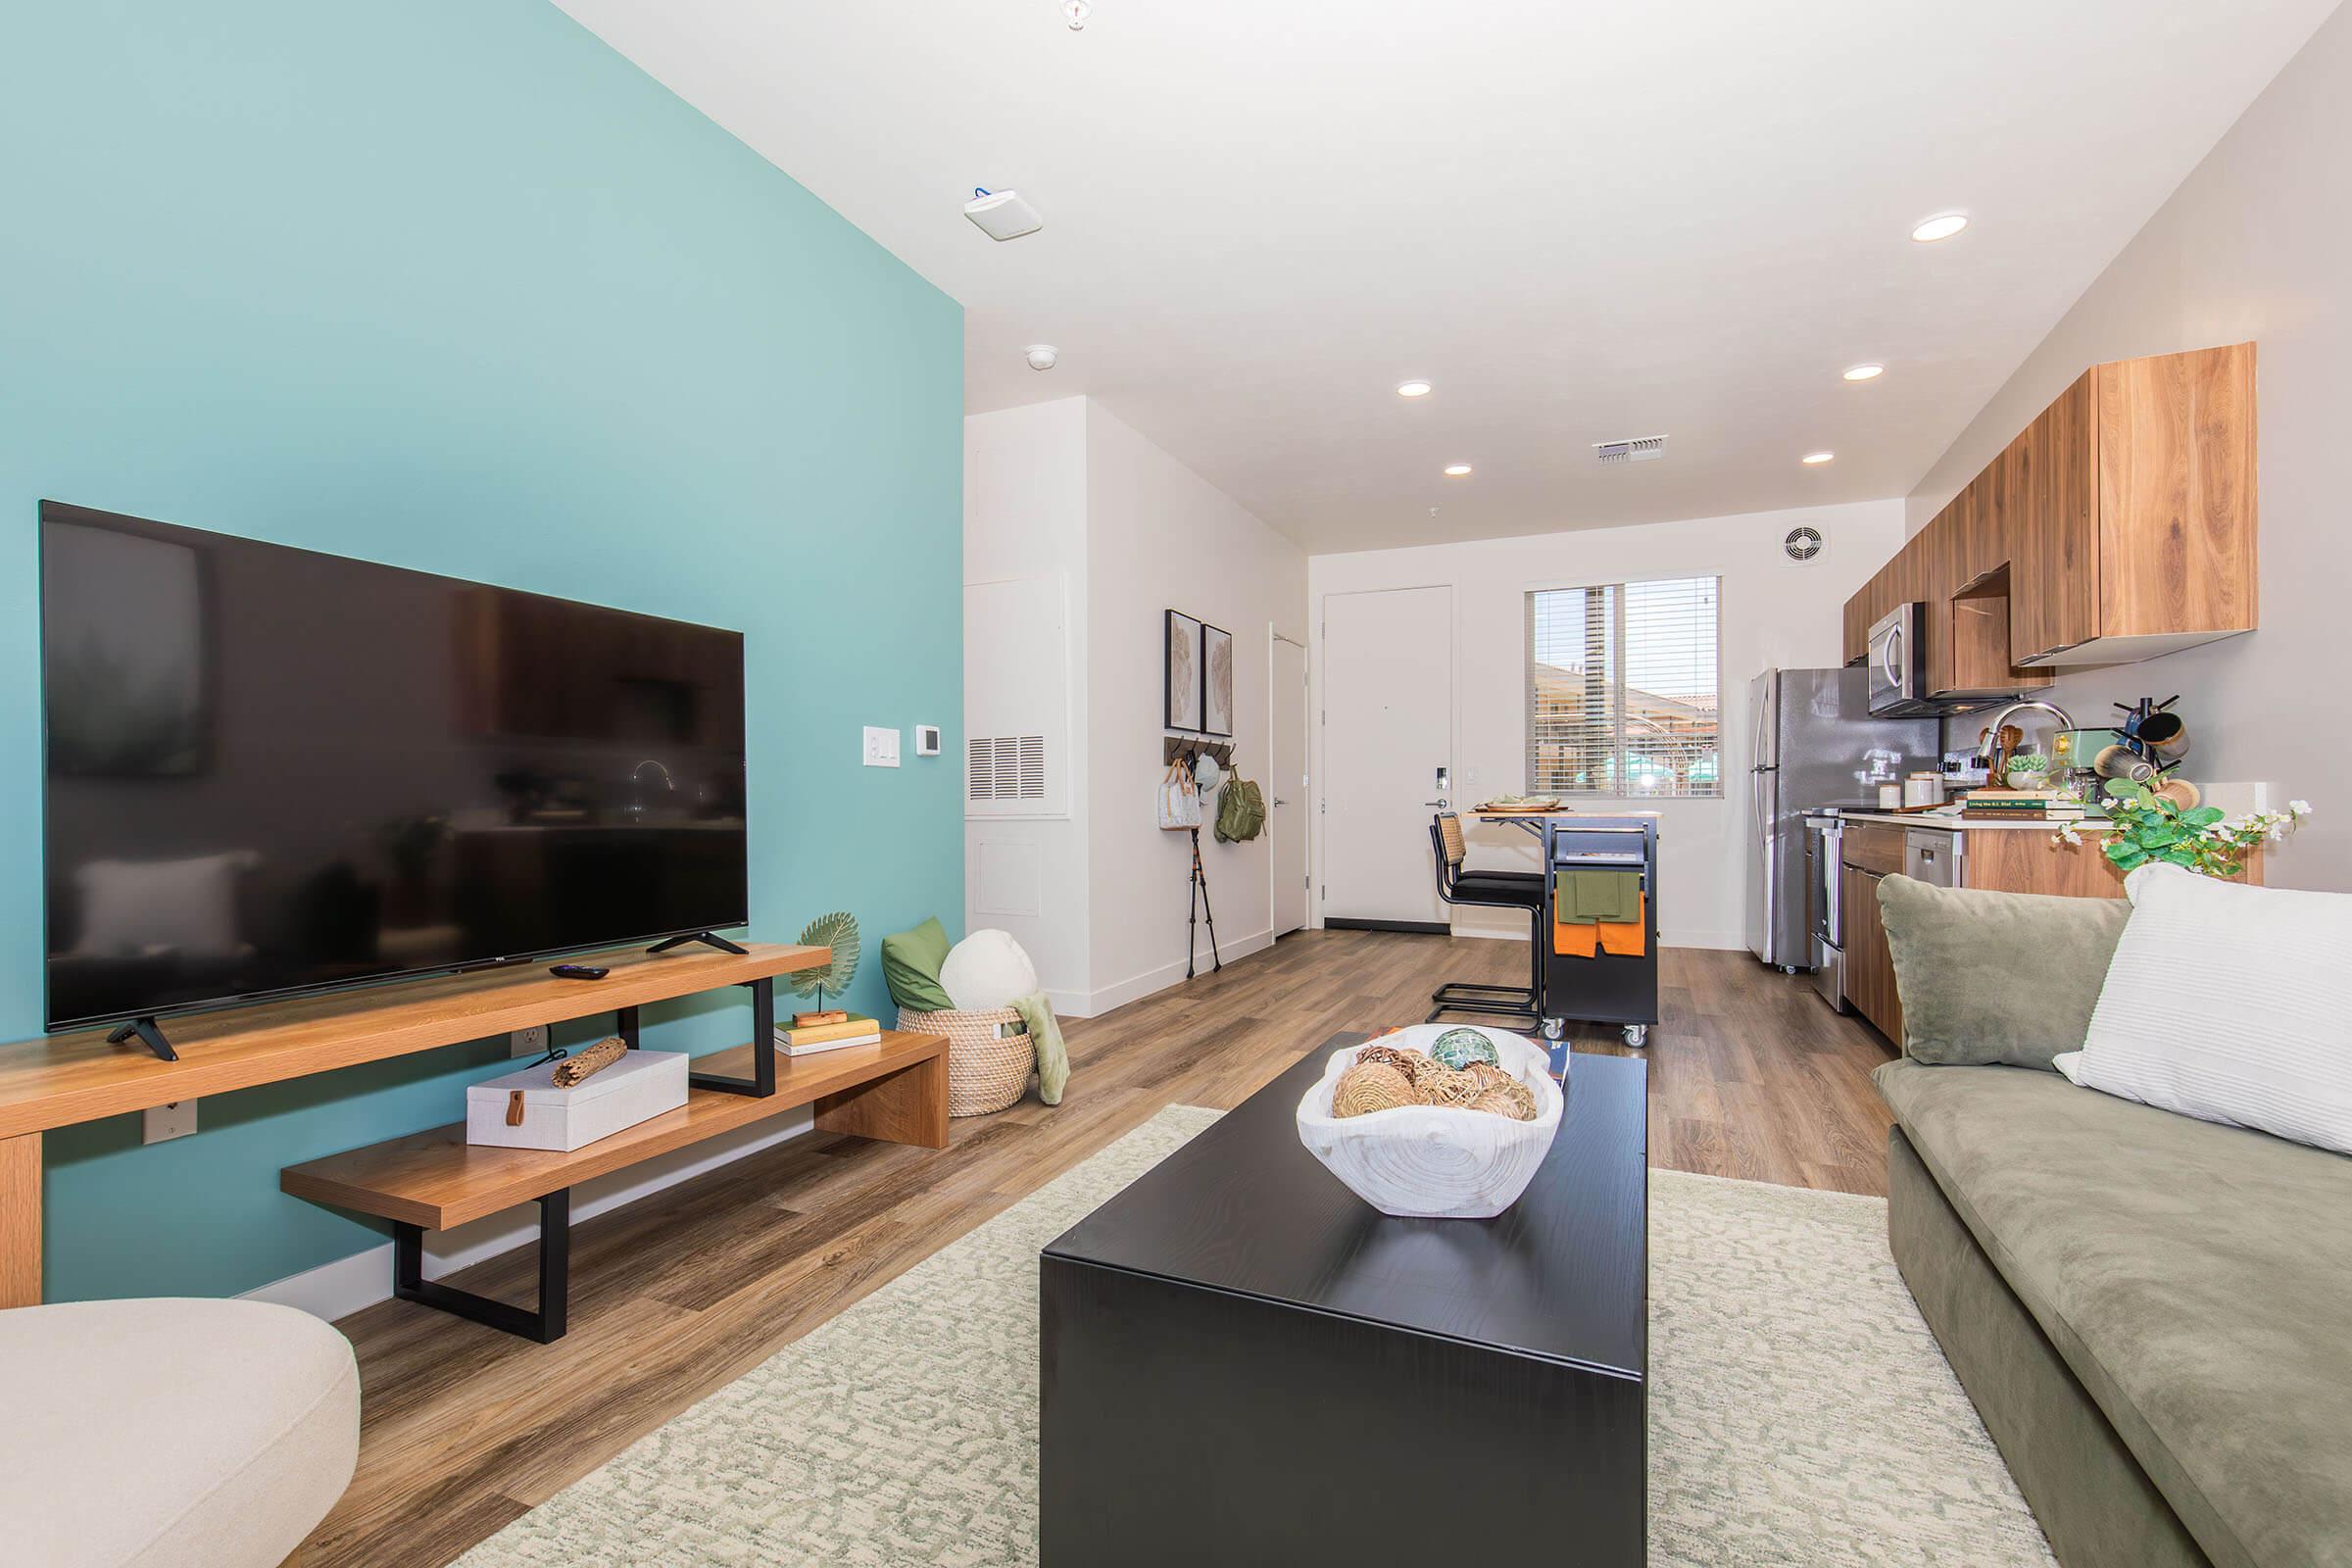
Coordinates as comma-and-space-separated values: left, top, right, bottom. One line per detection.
897, 1005, 1036, 1116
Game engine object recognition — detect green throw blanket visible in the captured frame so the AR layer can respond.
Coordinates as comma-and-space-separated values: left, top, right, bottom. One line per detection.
1010, 992, 1068, 1106
1552, 868, 1642, 925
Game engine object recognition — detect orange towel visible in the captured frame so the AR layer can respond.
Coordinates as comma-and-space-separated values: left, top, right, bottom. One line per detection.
1596, 895, 1646, 957
1552, 915, 1598, 957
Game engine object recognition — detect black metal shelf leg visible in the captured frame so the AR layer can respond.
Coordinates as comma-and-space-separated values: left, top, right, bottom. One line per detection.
689, 976, 776, 1098
392, 1188, 570, 1343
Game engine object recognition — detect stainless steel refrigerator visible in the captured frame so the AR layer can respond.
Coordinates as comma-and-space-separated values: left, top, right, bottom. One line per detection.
1744, 667, 1939, 970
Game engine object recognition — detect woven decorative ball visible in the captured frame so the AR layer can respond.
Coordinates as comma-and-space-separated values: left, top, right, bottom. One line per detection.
1413, 1064, 1484, 1108
1331, 1061, 1417, 1118
1467, 1080, 1539, 1122
1354, 1043, 1427, 1083
1427, 1027, 1502, 1071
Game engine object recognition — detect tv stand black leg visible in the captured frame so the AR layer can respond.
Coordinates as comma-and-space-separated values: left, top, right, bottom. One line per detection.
646, 931, 749, 956
392, 1189, 569, 1343
688, 977, 776, 1098
106, 1016, 178, 1062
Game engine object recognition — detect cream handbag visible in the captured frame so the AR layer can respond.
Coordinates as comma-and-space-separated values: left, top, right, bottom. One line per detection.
1156, 760, 1203, 830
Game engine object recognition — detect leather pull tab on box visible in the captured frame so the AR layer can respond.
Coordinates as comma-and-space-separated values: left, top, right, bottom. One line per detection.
507, 1089, 526, 1127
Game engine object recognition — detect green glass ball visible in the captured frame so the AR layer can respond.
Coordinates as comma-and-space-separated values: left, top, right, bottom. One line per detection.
1428, 1028, 1501, 1071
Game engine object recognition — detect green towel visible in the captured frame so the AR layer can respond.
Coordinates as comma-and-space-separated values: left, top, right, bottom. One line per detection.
1554, 868, 1642, 923
1010, 992, 1067, 1106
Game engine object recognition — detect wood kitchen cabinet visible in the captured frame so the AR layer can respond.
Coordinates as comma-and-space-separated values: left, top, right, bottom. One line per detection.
1841, 341, 2255, 680
1841, 861, 1901, 1045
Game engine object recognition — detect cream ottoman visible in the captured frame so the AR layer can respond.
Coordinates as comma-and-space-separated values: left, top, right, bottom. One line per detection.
0, 1298, 360, 1567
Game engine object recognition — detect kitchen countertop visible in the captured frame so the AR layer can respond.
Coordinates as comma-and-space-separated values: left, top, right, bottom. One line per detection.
1823, 809, 2115, 833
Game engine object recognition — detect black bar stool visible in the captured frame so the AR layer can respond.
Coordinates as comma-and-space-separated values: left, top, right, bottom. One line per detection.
1426, 811, 1544, 1025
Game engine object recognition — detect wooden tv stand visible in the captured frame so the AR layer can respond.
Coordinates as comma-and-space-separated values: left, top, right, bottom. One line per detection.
0, 939, 948, 1321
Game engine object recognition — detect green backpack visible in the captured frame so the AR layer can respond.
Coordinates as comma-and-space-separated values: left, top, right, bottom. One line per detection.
1214, 775, 1266, 844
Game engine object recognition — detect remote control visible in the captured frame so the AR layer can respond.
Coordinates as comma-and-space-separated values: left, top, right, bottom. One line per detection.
549, 963, 610, 981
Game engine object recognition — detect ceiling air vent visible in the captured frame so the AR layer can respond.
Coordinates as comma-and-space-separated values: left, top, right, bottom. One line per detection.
1592, 434, 1668, 465
1783, 524, 1826, 564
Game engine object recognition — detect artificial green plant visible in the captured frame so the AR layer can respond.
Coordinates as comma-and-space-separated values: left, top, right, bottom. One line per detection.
2053, 780, 2309, 877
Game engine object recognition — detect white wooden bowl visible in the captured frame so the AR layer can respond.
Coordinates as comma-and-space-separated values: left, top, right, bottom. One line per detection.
1294, 1025, 1564, 1218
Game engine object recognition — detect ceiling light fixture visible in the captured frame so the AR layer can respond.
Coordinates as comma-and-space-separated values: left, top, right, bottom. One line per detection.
1910, 212, 1969, 243
1396, 379, 1433, 398
1444, 464, 1473, 477
1841, 364, 1886, 382
1801, 451, 1836, 466
1024, 345, 1059, 371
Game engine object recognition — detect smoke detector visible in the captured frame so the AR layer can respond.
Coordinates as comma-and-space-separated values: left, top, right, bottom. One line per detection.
964, 189, 1044, 242
1592, 434, 1668, 465
1782, 524, 1827, 564
1024, 345, 1059, 371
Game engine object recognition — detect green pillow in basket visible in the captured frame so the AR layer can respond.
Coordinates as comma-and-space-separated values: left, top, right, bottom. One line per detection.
880, 916, 956, 1013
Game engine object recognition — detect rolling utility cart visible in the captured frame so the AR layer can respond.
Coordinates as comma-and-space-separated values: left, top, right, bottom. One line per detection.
1475, 811, 1660, 1051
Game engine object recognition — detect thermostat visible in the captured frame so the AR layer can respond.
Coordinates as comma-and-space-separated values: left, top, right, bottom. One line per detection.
914, 723, 943, 757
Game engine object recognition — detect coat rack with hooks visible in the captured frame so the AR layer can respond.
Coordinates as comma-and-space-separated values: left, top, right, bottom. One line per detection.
1163, 735, 1236, 768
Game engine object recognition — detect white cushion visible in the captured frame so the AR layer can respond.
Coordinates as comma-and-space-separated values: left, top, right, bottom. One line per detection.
0, 1298, 359, 1567
2071, 862, 2352, 1153
939, 928, 1039, 1012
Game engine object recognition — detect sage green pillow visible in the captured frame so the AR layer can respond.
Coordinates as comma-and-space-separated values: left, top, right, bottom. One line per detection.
879, 916, 956, 1012
1876, 873, 2131, 1069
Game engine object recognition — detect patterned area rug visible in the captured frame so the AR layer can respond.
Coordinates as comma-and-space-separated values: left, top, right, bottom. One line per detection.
460, 1106, 2053, 1567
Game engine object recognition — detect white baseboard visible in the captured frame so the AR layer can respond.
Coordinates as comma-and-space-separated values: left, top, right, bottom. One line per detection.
1447, 922, 1745, 953
244, 1108, 817, 1324
1082, 928, 1276, 1015
1044, 986, 1094, 1018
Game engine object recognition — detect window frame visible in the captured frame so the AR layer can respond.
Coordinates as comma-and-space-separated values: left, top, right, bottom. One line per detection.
1522, 571, 1724, 801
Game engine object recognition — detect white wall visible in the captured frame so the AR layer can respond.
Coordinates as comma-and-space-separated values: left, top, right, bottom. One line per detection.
964, 399, 1092, 1008
1308, 500, 1905, 949
1085, 402, 1310, 1009
1904, 4, 2350, 890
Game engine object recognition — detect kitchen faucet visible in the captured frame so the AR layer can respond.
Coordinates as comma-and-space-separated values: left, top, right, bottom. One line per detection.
1981, 700, 2076, 779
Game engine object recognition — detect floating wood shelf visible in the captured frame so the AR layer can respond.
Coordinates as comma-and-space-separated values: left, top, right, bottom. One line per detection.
0, 941, 829, 1140
280, 1031, 949, 1230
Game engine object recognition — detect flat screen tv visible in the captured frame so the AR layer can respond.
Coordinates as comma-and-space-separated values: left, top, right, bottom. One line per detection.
39, 501, 749, 1032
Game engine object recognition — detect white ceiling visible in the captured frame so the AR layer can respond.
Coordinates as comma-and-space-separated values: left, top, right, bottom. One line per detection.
557, 0, 2337, 554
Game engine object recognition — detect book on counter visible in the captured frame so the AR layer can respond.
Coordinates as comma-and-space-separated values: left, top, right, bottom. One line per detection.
1961, 788, 2086, 821
773, 1014, 882, 1055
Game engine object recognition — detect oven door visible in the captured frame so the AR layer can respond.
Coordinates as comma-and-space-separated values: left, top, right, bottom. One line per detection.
1806, 819, 1846, 1010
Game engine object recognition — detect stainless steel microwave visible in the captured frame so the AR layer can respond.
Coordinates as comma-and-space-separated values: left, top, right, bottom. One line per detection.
1867, 602, 2023, 717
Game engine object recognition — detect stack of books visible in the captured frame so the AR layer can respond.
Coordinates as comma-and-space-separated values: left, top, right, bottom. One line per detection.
1961, 788, 2086, 822
773, 1009, 882, 1056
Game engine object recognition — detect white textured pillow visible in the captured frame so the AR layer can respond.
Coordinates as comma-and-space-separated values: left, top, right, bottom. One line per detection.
940, 928, 1039, 1012
2072, 862, 2352, 1153
73, 852, 257, 959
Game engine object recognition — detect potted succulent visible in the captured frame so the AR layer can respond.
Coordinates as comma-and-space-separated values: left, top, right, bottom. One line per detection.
2056, 780, 2310, 878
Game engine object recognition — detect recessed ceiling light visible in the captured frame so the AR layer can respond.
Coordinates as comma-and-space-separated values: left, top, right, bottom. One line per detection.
1911, 213, 1969, 243
1842, 364, 1886, 382
1396, 379, 1433, 398
1443, 464, 1473, 477
1801, 451, 1836, 466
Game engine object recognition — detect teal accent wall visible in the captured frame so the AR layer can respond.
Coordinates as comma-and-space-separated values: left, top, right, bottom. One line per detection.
0, 1, 963, 1300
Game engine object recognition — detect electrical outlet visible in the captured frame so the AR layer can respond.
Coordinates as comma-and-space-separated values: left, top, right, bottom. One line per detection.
143, 1100, 197, 1145
511, 1024, 550, 1057
862, 725, 902, 767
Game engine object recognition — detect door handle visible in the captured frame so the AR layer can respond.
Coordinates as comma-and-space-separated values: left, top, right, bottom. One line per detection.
1425, 799, 1449, 807
1273, 798, 1290, 806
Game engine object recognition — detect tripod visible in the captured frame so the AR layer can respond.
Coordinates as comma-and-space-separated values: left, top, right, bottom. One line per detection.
1185, 827, 1222, 979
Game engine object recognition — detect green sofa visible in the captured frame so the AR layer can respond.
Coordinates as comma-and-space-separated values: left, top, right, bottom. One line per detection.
1873, 876, 2352, 1568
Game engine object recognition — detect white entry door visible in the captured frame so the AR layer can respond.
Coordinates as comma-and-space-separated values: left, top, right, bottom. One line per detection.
1269, 631, 1308, 936
1320, 585, 1452, 928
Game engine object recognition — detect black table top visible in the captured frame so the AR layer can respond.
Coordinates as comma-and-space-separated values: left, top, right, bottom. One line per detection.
1044, 1035, 1648, 1378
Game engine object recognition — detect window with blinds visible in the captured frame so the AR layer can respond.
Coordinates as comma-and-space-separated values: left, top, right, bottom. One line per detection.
1525, 575, 1721, 798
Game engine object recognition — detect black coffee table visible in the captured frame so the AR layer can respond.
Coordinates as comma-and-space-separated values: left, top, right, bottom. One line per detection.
1040, 1035, 1648, 1564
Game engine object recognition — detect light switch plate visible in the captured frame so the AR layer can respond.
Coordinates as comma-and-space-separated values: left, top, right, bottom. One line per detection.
862, 726, 902, 767
143, 1100, 198, 1145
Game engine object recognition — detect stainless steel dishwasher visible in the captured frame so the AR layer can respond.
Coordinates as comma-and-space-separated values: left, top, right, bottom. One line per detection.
1904, 826, 1964, 888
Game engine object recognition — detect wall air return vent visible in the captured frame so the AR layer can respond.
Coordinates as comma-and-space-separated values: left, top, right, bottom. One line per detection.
1783, 524, 1825, 563
967, 734, 1048, 804
1592, 434, 1668, 465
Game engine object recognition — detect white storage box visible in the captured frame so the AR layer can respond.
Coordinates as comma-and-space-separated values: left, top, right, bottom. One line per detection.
466, 1050, 689, 1152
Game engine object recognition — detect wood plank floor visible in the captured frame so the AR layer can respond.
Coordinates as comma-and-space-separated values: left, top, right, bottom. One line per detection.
304, 929, 1896, 1567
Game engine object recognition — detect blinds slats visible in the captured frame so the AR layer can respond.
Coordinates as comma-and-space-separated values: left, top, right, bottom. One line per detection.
1525, 575, 1720, 798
